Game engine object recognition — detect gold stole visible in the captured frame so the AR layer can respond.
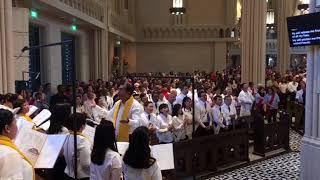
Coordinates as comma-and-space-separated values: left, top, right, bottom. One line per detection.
112, 96, 134, 142
0, 135, 35, 180
22, 114, 33, 122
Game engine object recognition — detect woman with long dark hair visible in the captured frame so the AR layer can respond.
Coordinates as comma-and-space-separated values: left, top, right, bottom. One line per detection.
47, 103, 71, 134
90, 121, 122, 180
122, 126, 162, 180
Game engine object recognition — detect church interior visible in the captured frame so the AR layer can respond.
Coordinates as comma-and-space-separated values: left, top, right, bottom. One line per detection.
0, 0, 319, 179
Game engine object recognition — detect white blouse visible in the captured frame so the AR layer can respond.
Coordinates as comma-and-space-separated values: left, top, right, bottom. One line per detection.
63, 134, 92, 179
90, 149, 122, 180
122, 161, 162, 180
0, 145, 33, 180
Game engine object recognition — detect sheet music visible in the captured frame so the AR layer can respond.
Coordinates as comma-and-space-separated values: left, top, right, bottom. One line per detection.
151, 143, 175, 170
117, 142, 129, 156
26, 105, 38, 116
83, 125, 96, 143
14, 128, 47, 166
32, 109, 51, 126
39, 121, 50, 131
35, 135, 66, 169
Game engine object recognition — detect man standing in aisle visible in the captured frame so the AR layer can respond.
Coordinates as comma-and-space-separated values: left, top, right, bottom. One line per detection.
238, 83, 255, 117
108, 80, 144, 142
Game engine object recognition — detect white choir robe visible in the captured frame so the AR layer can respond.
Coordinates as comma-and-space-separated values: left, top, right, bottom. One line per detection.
63, 134, 91, 179
0, 145, 33, 180
221, 103, 237, 126
107, 99, 144, 138
0, 105, 14, 112
195, 100, 213, 130
172, 115, 186, 142
238, 90, 255, 117
156, 114, 174, 143
182, 108, 193, 138
212, 105, 226, 133
16, 116, 34, 132
122, 161, 162, 180
90, 149, 122, 180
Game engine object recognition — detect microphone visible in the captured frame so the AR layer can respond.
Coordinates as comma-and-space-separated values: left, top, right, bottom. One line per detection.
15, 46, 29, 60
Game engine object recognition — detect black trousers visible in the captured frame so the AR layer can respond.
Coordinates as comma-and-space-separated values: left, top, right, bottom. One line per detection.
267, 109, 278, 123
64, 174, 89, 180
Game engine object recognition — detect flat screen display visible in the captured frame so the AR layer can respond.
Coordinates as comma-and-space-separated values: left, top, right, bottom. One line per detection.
287, 12, 320, 47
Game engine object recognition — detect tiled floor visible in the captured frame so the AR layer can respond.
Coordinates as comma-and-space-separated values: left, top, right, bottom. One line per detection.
209, 130, 302, 180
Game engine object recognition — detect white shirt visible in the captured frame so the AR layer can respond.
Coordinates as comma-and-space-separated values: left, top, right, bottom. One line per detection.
288, 82, 298, 93
156, 114, 174, 143
140, 112, 156, 128
221, 103, 237, 126
295, 89, 305, 104
212, 105, 226, 128
172, 115, 186, 142
182, 108, 193, 138
238, 90, 255, 116
64, 134, 91, 179
90, 149, 122, 180
92, 105, 109, 123
0, 145, 33, 180
99, 96, 114, 111
173, 93, 187, 105
195, 100, 212, 128
107, 99, 144, 138
122, 161, 162, 180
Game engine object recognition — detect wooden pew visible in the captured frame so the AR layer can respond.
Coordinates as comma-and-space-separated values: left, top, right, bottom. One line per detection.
173, 128, 249, 178
253, 111, 290, 157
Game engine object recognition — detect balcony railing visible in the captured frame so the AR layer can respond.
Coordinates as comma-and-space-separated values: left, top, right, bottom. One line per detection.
141, 24, 240, 40
58, 0, 105, 22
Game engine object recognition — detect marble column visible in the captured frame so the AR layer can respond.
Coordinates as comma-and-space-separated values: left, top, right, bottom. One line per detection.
0, 0, 15, 93
276, 0, 296, 74
241, 0, 267, 85
300, 1, 320, 179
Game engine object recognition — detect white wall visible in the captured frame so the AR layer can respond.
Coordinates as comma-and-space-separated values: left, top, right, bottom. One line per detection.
12, 8, 29, 81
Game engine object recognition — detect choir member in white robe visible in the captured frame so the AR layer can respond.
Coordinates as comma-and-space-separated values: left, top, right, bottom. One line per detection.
107, 81, 144, 142
171, 104, 187, 142
0, 109, 34, 180
83, 92, 96, 119
98, 88, 114, 111
212, 95, 227, 134
141, 101, 160, 145
156, 104, 174, 144
221, 95, 237, 128
238, 83, 255, 117
76, 95, 85, 113
182, 97, 193, 139
122, 126, 162, 180
194, 90, 213, 136
90, 121, 122, 180
64, 113, 91, 180
0, 93, 16, 112
174, 85, 189, 105
13, 99, 34, 131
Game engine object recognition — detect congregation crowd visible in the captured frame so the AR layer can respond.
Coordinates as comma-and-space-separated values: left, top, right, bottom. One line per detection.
0, 66, 307, 180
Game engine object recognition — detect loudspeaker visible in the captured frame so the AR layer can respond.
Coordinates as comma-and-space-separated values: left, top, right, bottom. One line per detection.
15, 80, 28, 93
